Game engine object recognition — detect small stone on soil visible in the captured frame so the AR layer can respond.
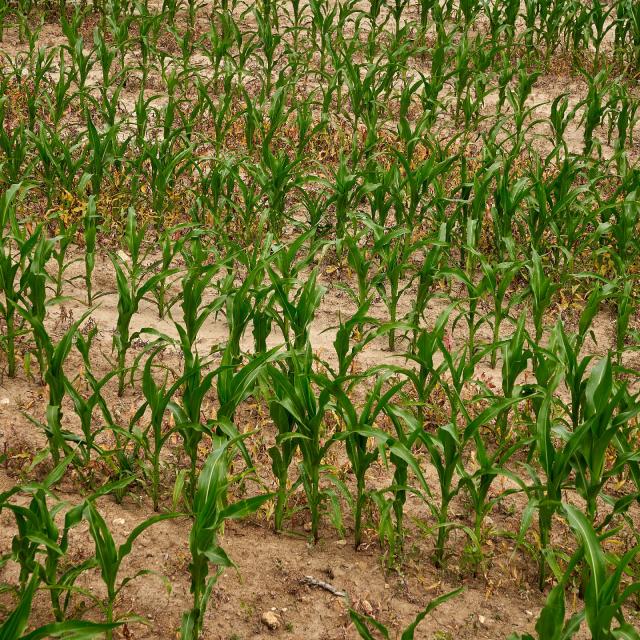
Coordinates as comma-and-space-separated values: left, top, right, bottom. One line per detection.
261, 611, 280, 630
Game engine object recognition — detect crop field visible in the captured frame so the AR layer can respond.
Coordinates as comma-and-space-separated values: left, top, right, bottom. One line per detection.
0, 0, 640, 638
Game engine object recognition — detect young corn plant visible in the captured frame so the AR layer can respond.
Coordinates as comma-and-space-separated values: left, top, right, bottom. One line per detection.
83, 195, 98, 306
407, 223, 449, 343
481, 256, 521, 368
496, 313, 531, 439
330, 372, 406, 548
206, 344, 283, 512
221, 260, 268, 365
215, 343, 283, 426
83, 500, 177, 638
3, 457, 81, 611
1, 459, 136, 627
336, 227, 384, 314
420, 389, 522, 568
564, 503, 640, 640
268, 392, 298, 533
19, 227, 57, 379
182, 435, 271, 640
514, 504, 640, 640
65, 362, 116, 468
129, 348, 185, 511
569, 355, 640, 524
350, 587, 463, 640
152, 226, 187, 320
0, 184, 36, 378
444, 246, 491, 358
364, 217, 412, 351
171, 240, 225, 500
111, 209, 175, 396
369, 401, 432, 563
268, 347, 333, 542
269, 266, 325, 352
0, 568, 121, 640
526, 247, 561, 344
17, 308, 91, 465
520, 365, 592, 590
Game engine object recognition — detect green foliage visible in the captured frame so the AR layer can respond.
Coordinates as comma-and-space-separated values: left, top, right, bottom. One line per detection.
350, 587, 463, 639
181, 436, 271, 640
1, 0, 640, 636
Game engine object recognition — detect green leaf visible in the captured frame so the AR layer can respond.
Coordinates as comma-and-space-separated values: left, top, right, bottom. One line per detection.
613, 623, 640, 640
349, 609, 390, 640
118, 512, 180, 563
534, 583, 565, 640
401, 587, 463, 639
563, 504, 606, 614
202, 545, 234, 568
0, 570, 39, 640
21, 621, 123, 640
219, 493, 273, 521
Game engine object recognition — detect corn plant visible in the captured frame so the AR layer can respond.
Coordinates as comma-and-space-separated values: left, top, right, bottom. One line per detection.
568, 355, 640, 524
221, 261, 267, 365
269, 266, 325, 351
407, 224, 448, 341
215, 344, 282, 426
369, 401, 432, 563
31, 126, 87, 209
496, 313, 531, 438
152, 226, 187, 320
363, 217, 412, 351
324, 153, 359, 246
350, 587, 462, 639
1, 458, 135, 627
268, 390, 298, 533
526, 247, 560, 343
0, 568, 121, 640
181, 435, 271, 640
330, 372, 406, 548
19, 227, 56, 379
520, 368, 592, 590
482, 257, 521, 368
0, 121, 32, 187
563, 503, 640, 640
83, 500, 177, 638
142, 132, 195, 225
17, 308, 91, 464
129, 348, 186, 511
3, 457, 78, 601
336, 229, 383, 313
65, 361, 116, 468
0, 184, 35, 377
580, 68, 609, 156
268, 347, 333, 542
111, 209, 175, 396
170, 240, 225, 499
420, 387, 522, 567
444, 252, 492, 358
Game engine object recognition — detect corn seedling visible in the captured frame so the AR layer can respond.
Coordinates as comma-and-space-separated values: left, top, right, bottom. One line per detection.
182, 435, 271, 640
350, 587, 463, 639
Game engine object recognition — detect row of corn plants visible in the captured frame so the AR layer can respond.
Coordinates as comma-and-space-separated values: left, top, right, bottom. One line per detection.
1, 0, 640, 637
